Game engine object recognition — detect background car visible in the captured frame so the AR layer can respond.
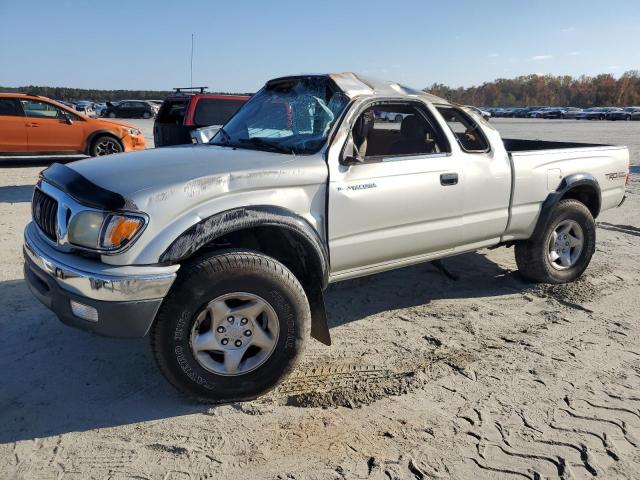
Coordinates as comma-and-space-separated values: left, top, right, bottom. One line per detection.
93, 102, 107, 116
575, 107, 616, 120
103, 100, 157, 119
607, 106, 640, 120
562, 107, 583, 119
74, 101, 96, 117
154, 89, 250, 147
0, 93, 145, 156
467, 106, 491, 120
527, 107, 554, 118
515, 106, 545, 118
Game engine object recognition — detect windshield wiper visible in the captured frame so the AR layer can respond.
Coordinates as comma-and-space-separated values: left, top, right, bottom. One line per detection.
237, 137, 292, 154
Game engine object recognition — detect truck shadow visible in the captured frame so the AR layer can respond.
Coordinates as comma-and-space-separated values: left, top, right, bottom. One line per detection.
325, 251, 526, 328
0, 184, 34, 203
597, 221, 640, 238
0, 155, 86, 168
0, 251, 527, 443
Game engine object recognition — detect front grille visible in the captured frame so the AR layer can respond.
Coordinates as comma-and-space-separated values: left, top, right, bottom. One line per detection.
32, 188, 58, 241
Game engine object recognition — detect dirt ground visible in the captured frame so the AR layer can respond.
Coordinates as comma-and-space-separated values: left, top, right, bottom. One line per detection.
1, 119, 639, 479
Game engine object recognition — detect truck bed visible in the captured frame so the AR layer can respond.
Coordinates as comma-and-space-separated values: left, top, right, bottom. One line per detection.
503, 138, 608, 152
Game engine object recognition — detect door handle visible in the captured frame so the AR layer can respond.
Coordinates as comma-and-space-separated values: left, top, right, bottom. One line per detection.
440, 173, 458, 186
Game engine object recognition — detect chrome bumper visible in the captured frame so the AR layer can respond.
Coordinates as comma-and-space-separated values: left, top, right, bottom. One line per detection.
24, 222, 178, 302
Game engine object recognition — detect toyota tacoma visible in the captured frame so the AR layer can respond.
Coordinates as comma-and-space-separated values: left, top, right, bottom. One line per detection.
23, 73, 629, 401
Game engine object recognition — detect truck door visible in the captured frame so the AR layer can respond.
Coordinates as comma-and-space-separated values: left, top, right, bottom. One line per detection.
0, 98, 28, 152
434, 106, 511, 245
327, 100, 465, 278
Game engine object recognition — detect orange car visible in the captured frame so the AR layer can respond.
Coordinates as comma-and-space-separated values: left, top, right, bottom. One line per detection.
0, 93, 146, 156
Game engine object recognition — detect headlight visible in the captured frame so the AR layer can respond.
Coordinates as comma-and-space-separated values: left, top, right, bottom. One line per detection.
68, 211, 145, 251
126, 127, 141, 136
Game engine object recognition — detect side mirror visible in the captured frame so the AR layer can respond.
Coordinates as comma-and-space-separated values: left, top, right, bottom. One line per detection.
62, 113, 73, 125
341, 135, 364, 165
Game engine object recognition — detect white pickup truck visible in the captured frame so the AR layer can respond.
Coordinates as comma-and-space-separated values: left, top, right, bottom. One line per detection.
24, 73, 629, 402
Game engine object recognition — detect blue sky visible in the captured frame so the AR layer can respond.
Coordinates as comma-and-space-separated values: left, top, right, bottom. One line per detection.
1, 0, 638, 92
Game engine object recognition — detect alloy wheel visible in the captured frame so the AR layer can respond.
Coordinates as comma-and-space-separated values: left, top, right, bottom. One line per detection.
547, 219, 584, 270
190, 292, 280, 376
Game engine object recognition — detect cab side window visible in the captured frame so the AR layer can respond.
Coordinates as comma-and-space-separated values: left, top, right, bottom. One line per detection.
20, 100, 65, 119
0, 99, 24, 117
436, 106, 489, 152
352, 103, 450, 160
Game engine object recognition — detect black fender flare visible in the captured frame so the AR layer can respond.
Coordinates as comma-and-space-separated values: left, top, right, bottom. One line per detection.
86, 130, 124, 154
532, 173, 601, 240
159, 205, 332, 345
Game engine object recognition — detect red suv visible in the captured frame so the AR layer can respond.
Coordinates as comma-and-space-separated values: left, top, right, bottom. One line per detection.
153, 88, 249, 147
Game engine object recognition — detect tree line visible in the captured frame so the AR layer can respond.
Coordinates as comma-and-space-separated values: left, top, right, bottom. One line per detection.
424, 71, 640, 107
0, 85, 252, 102
4, 71, 640, 107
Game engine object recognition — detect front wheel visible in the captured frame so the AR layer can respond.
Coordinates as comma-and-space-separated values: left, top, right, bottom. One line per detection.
151, 250, 311, 402
142, 111, 151, 119
90, 135, 123, 156
515, 199, 596, 284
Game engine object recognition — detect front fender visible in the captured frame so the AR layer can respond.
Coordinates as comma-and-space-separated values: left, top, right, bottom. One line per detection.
159, 205, 329, 284
159, 205, 332, 345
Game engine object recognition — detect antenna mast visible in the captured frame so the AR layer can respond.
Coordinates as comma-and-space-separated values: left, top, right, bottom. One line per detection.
190, 33, 194, 89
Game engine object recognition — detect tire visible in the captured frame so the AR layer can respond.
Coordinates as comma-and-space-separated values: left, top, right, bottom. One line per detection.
626, 115, 631, 121
89, 135, 123, 156
143, 111, 151, 119
151, 250, 311, 402
599, 114, 605, 120
108, 112, 116, 118
515, 199, 596, 284
395, 114, 403, 123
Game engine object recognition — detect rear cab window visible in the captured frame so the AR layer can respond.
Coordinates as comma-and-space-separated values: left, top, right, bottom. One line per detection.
157, 98, 189, 125
193, 99, 246, 127
436, 106, 490, 153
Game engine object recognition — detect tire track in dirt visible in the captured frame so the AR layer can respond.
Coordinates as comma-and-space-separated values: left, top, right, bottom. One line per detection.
458, 385, 640, 479
268, 350, 476, 408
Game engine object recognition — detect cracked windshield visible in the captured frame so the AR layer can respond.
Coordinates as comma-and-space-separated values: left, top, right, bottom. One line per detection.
211, 76, 348, 154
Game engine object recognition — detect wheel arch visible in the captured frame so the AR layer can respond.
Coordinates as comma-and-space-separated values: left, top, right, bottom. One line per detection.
159, 206, 332, 345
86, 130, 123, 154
532, 173, 601, 241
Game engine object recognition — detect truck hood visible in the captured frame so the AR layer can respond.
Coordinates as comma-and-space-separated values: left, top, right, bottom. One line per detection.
65, 145, 327, 211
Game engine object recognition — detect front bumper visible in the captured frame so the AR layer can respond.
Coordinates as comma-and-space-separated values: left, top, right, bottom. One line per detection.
123, 134, 146, 151
23, 223, 178, 337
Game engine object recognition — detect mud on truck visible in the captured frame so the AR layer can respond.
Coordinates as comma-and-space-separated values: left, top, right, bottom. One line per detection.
24, 73, 629, 401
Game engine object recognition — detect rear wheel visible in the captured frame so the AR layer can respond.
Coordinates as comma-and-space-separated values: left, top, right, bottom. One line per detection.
515, 199, 596, 284
395, 114, 403, 123
90, 135, 123, 156
151, 250, 311, 402
143, 111, 151, 119
108, 112, 116, 118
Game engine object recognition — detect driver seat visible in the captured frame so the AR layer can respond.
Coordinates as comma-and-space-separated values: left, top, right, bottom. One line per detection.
391, 115, 435, 155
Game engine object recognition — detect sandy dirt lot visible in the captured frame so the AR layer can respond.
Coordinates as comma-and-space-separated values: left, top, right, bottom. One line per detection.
1, 119, 639, 479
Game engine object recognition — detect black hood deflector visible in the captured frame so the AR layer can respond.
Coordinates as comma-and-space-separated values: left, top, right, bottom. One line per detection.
41, 163, 129, 211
